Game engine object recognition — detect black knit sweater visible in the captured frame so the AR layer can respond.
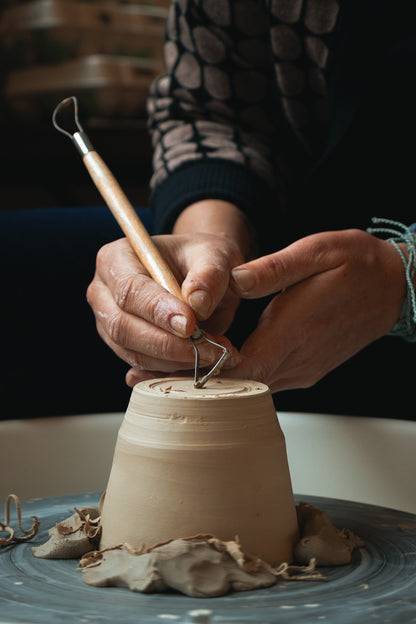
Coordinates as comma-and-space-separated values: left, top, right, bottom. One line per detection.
147, 0, 414, 248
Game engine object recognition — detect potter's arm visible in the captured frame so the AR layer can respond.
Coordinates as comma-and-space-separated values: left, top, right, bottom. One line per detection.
147, 0, 285, 242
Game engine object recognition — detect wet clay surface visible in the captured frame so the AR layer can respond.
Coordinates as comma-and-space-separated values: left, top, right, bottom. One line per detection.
100, 378, 299, 566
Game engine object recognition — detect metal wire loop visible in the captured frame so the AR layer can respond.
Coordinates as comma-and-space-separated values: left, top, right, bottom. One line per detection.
191, 330, 229, 388
52, 96, 84, 139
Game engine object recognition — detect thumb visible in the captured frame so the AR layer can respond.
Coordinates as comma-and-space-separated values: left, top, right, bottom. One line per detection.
231, 231, 344, 298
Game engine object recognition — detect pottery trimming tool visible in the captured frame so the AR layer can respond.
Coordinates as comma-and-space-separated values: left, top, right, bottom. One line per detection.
52, 96, 229, 388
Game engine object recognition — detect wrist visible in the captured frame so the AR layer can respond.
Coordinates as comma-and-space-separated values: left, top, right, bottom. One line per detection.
368, 218, 416, 341
173, 199, 257, 260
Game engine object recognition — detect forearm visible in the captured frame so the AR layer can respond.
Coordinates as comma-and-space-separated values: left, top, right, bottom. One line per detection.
147, 1, 283, 240
147, 1, 277, 191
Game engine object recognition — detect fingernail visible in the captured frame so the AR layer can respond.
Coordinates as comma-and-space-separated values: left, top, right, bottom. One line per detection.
188, 290, 211, 319
231, 268, 255, 293
170, 314, 188, 336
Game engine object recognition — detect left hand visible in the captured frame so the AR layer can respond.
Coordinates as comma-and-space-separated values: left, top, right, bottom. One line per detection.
227, 229, 406, 392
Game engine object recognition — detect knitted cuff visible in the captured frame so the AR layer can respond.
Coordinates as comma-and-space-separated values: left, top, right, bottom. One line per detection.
150, 159, 275, 235
367, 217, 416, 342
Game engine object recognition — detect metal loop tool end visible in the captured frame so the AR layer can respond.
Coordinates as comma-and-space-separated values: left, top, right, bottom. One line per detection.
191, 330, 230, 388
52, 96, 93, 155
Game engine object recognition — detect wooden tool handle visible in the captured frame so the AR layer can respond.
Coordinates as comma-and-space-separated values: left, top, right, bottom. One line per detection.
83, 151, 184, 301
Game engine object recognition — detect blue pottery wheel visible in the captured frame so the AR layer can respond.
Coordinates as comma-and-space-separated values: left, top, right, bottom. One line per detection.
0, 493, 415, 624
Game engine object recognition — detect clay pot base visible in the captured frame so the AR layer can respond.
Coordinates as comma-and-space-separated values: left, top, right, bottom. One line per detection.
99, 377, 299, 566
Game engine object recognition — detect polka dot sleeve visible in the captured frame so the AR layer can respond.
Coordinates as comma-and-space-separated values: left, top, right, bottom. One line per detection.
147, 0, 340, 237
147, 0, 284, 234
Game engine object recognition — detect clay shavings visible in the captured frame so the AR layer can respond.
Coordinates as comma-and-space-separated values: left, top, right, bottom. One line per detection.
0, 494, 40, 546
2, 495, 364, 598
31, 505, 101, 559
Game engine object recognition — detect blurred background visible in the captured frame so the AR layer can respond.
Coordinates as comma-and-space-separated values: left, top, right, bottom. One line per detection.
0, 0, 169, 212
0, 0, 169, 418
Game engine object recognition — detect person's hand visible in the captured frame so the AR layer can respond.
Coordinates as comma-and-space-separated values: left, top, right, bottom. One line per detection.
86, 232, 242, 386
228, 229, 406, 392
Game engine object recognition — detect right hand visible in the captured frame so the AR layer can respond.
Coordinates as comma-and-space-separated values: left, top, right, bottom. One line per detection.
86, 232, 242, 386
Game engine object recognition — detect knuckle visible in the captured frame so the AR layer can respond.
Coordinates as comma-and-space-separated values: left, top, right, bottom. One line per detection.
106, 311, 128, 346
86, 281, 96, 306
149, 296, 166, 324
304, 237, 332, 264
196, 261, 228, 292
297, 355, 324, 388
251, 361, 274, 386
152, 295, 184, 330
125, 352, 145, 370
346, 227, 367, 241
114, 275, 138, 311
206, 260, 227, 281
95, 241, 114, 273
266, 254, 287, 280
299, 373, 319, 389
155, 331, 177, 360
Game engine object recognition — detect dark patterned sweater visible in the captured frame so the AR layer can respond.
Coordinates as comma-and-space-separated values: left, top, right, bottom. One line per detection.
147, 0, 412, 246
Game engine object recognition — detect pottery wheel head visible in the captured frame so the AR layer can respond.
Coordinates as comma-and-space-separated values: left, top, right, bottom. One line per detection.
134, 377, 269, 400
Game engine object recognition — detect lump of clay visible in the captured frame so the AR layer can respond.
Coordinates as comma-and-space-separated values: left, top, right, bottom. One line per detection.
29, 501, 334, 597
294, 502, 364, 566
32, 506, 100, 559
30, 498, 364, 598
80, 535, 278, 598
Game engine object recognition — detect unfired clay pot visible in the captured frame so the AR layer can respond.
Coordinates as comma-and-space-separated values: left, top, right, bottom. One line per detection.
100, 377, 299, 565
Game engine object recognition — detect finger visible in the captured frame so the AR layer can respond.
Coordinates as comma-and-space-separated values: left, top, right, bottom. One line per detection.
91, 277, 241, 377
226, 264, 358, 391
125, 362, 239, 389
125, 333, 240, 388
91, 239, 196, 338
126, 369, 169, 387
224, 277, 319, 384
226, 329, 307, 393
95, 314, 198, 373
121, 333, 239, 386
197, 288, 241, 336
176, 240, 241, 321
90, 277, 230, 366
230, 230, 352, 298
